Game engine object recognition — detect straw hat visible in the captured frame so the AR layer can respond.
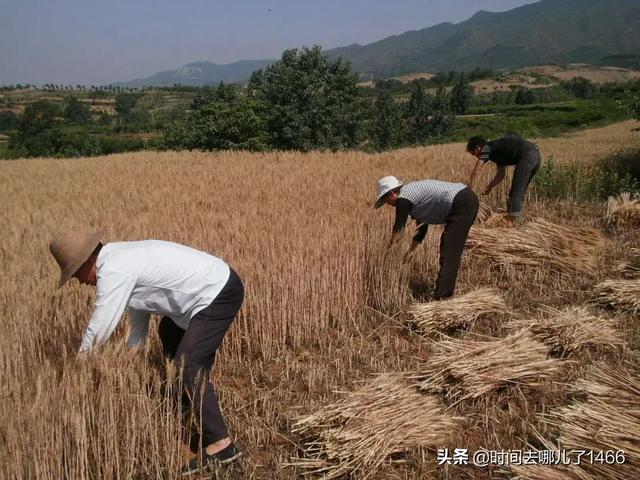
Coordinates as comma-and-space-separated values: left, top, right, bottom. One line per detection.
49, 229, 105, 287
374, 176, 403, 209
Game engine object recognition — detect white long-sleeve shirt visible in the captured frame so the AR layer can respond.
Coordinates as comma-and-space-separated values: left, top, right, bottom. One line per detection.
79, 240, 230, 353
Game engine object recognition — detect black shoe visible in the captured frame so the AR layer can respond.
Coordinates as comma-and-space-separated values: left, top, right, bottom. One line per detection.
181, 443, 242, 476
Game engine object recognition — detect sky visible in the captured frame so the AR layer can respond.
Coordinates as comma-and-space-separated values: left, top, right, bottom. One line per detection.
0, 0, 538, 86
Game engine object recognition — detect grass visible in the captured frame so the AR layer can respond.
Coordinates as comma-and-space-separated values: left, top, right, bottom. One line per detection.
452, 99, 627, 141
0, 121, 639, 479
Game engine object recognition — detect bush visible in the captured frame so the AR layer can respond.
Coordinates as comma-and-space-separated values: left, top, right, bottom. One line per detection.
161, 95, 268, 151
533, 150, 640, 202
7, 122, 146, 158
454, 99, 624, 140
0, 110, 17, 132
63, 96, 91, 124
98, 136, 145, 155
561, 77, 597, 99
627, 93, 640, 122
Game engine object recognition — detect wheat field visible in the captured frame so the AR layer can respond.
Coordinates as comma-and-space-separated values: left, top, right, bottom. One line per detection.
1, 121, 639, 479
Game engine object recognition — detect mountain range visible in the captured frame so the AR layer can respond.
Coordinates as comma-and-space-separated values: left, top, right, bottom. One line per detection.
118, 0, 640, 87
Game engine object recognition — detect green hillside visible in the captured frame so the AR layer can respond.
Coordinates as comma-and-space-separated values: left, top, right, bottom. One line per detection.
327, 0, 640, 77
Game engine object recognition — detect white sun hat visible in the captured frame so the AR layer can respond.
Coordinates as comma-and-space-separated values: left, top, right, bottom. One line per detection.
374, 176, 404, 209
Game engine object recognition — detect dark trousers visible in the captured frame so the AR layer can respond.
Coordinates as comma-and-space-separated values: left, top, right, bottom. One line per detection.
508, 147, 541, 216
159, 268, 244, 445
433, 187, 479, 300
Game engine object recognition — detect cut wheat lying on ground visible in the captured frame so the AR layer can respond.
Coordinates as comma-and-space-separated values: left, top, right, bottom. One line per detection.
512, 362, 640, 480
407, 288, 509, 335
507, 306, 625, 356
1, 120, 639, 479
289, 374, 461, 479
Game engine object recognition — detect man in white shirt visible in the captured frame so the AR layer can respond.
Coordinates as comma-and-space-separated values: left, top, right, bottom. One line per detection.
49, 230, 244, 473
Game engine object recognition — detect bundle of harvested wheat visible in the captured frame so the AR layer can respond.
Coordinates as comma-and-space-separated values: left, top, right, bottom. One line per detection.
419, 330, 563, 402
613, 261, 640, 279
407, 288, 509, 335
508, 306, 624, 356
541, 362, 640, 480
593, 278, 640, 314
571, 361, 640, 412
613, 248, 640, 279
289, 374, 460, 479
466, 218, 604, 274
475, 202, 494, 224
510, 464, 578, 480
605, 192, 640, 228
557, 399, 640, 458
480, 213, 514, 229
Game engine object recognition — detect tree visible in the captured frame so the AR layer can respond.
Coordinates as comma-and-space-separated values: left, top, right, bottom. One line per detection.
8, 100, 62, 157
370, 91, 403, 150
406, 84, 431, 141
115, 93, 139, 116
130, 91, 164, 126
162, 88, 267, 151
375, 79, 404, 92
0, 111, 17, 132
515, 88, 535, 105
429, 85, 455, 137
628, 93, 640, 122
450, 73, 473, 114
248, 45, 362, 150
18, 100, 61, 135
562, 77, 596, 99
406, 85, 454, 143
430, 72, 448, 86
216, 81, 237, 103
63, 96, 91, 124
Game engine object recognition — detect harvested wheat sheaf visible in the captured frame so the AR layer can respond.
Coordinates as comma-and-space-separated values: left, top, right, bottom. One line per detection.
480, 213, 514, 229
508, 306, 624, 355
511, 363, 640, 480
419, 330, 563, 402
289, 374, 460, 479
593, 278, 640, 314
510, 463, 578, 480
613, 260, 640, 279
540, 362, 640, 480
571, 362, 640, 412
407, 288, 509, 334
466, 218, 604, 273
475, 202, 494, 224
605, 192, 640, 228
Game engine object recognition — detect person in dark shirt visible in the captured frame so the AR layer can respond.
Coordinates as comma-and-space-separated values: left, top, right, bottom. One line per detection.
375, 176, 479, 300
466, 136, 542, 221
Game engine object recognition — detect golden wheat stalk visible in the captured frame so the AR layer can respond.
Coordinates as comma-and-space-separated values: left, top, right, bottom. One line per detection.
480, 213, 515, 228
407, 288, 509, 334
418, 330, 563, 402
593, 278, 640, 314
466, 218, 604, 273
538, 362, 640, 480
289, 374, 460, 479
605, 193, 640, 229
475, 202, 494, 224
507, 306, 624, 355
510, 464, 580, 480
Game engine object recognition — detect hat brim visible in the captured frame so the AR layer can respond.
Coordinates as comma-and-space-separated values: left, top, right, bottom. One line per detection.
57, 230, 105, 288
374, 181, 403, 209
374, 191, 391, 209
